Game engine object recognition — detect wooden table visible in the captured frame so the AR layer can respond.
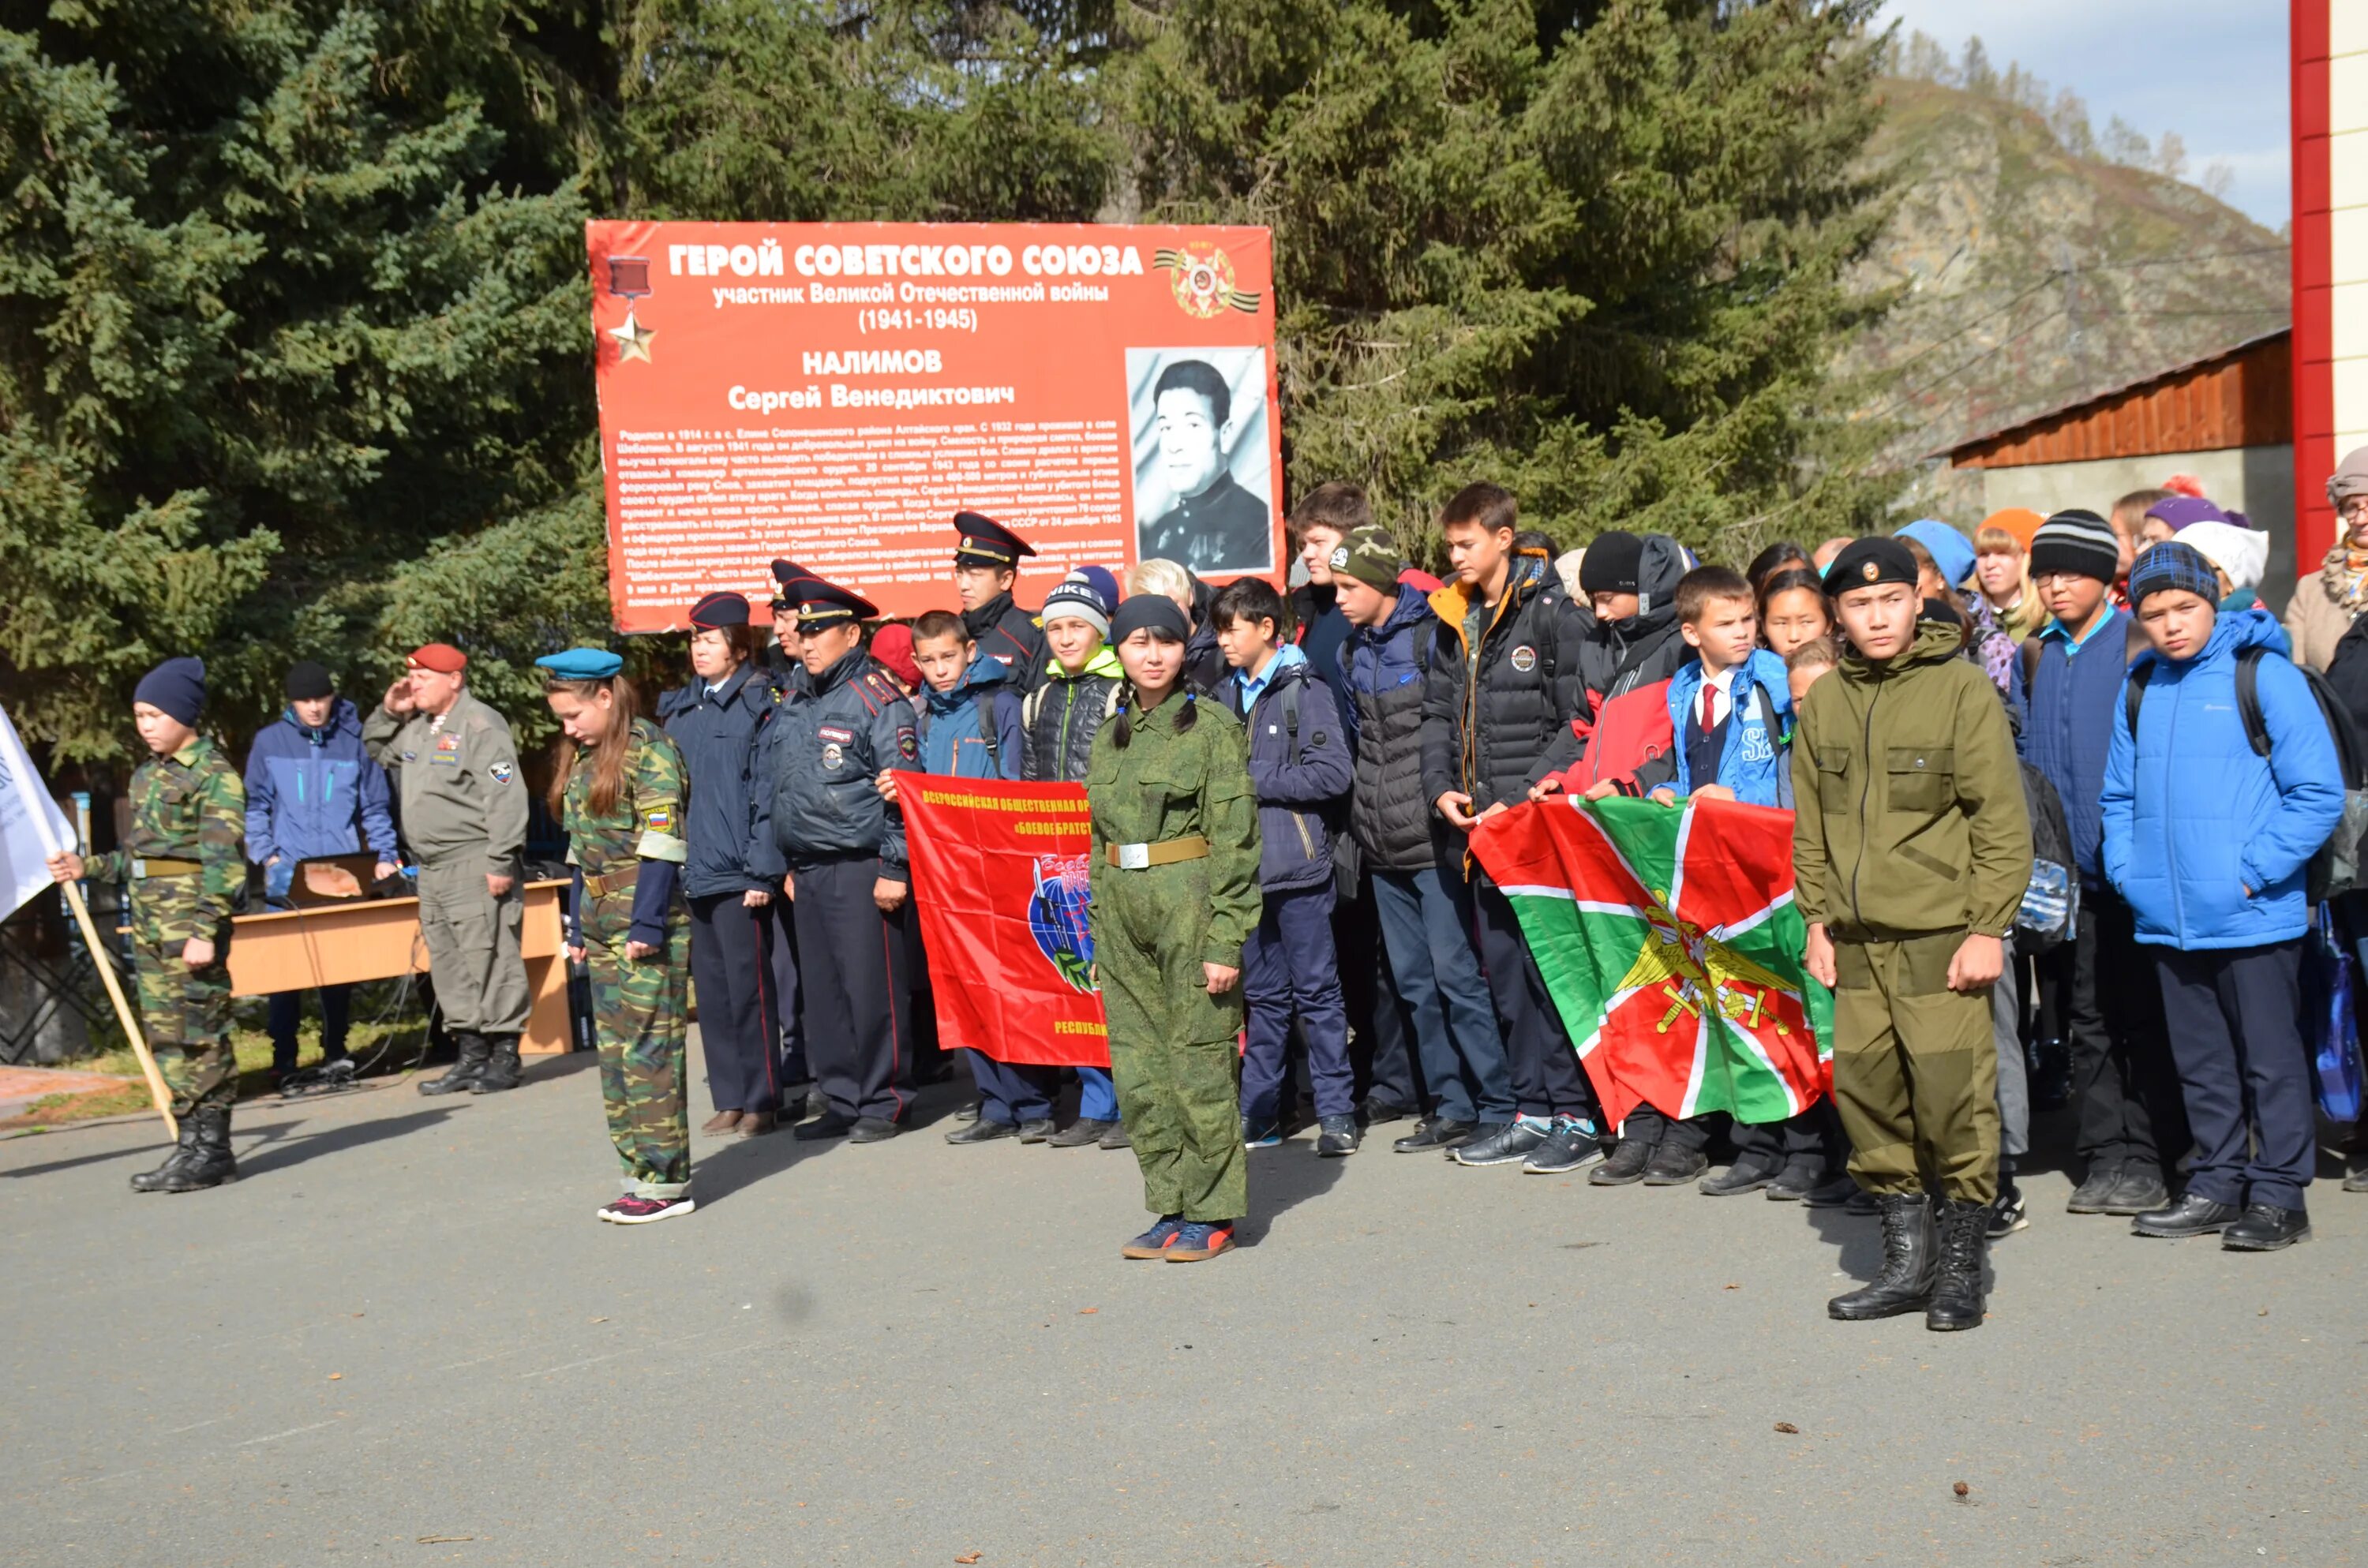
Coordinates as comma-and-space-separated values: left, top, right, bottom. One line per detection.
223, 879, 574, 1054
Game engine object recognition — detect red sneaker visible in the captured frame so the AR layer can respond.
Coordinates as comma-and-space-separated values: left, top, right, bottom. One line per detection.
598, 1194, 696, 1225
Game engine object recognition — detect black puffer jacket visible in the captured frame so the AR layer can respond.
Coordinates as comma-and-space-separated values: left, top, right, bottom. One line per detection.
1420, 550, 1593, 815
1020, 649, 1125, 784
1575, 533, 1690, 728
1342, 585, 1447, 871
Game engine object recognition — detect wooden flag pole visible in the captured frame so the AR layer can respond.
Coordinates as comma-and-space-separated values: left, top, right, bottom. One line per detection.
58, 879, 175, 1139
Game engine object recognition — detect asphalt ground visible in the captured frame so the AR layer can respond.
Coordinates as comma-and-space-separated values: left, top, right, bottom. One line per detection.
3, 1042, 2362, 1566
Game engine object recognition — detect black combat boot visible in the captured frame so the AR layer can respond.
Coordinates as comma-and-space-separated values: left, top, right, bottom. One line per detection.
418, 1031, 489, 1095
1827, 1192, 1936, 1321
1924, 1197, 1990, 1331
129, 1115, 199, 1193
470, 1035, 523, 1094
160, 1106, 238, 1192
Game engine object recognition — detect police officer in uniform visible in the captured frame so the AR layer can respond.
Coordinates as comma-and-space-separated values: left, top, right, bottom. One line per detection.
761, 561, 816, 1104
753, 578, 922, 1143
364, 643, 532, 1094
48, 657, 248, 1192
953, 511, 1047, 693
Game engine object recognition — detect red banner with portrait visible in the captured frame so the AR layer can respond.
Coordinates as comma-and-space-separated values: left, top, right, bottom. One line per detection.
585, 220, 1282, 631
902, 775, 1110, 1068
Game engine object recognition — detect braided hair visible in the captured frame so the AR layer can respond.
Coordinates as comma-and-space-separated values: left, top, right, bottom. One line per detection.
1112, 682, 1197, 749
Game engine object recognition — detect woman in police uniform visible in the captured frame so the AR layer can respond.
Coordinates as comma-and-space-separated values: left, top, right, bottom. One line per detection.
1086, 595, 1262, 1263
540, 649, 697, 1224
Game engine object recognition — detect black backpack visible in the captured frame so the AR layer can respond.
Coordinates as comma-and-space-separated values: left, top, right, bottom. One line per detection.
2125, 647, 2368, 901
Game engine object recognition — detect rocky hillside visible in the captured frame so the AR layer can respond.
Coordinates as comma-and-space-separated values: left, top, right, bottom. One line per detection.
1846, 77, 2288, 511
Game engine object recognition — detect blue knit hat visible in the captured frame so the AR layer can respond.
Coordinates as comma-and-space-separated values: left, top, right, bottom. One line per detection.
133, 657, 205, 726
2126, 541, 2220, 608
1894, 519, 1976, 589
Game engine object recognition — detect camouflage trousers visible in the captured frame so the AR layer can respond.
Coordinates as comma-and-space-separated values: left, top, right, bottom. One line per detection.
585, 907, 691, 1197
133, 935, 236, 1116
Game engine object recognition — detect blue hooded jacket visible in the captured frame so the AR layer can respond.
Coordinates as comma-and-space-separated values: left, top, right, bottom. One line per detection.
1222, 646, 1354, 892
243, 696, 396, 872
1663, 649, 1793, 806
2100, 608, 2344, 950
919, 656, 1024, 780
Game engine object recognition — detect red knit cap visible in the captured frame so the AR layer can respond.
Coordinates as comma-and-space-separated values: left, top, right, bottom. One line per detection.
407, 642, 467, 674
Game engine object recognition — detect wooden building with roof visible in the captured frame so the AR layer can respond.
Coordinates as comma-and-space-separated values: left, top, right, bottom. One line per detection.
1941, 327, 2295, 602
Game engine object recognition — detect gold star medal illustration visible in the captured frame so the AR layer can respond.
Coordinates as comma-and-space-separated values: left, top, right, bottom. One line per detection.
605, 254, 655, 364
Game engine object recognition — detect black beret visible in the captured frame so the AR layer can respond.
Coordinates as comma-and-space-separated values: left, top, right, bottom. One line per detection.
1823, 537, 1917, 594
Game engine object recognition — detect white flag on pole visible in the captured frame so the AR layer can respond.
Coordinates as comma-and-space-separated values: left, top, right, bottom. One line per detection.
0, 701, 75, 922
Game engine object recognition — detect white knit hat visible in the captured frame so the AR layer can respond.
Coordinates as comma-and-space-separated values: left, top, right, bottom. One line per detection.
2177, 520, 2269, 593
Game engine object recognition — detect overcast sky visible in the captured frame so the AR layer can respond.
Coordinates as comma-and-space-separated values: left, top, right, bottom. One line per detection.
1882, 0, 2291, 230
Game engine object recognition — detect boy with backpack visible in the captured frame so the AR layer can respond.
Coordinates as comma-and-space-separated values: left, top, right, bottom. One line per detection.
1022, 567, 1130, 1148
1594, 565, 1797, 1187
2103, 541, 2344, 1252
2015, 509, 2189, 1220
1213, 578, 1358, 1154
1792, 537, 2031, 1331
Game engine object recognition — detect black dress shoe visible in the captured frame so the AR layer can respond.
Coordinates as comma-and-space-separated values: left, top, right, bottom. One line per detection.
2130, 1191, 2242, 1238
1641, 1145, 1709, 1186
1360, 1100, 1413, 1127
954, 1099, 982, 1125
1763, 1162, 1821, 1201
1393, 1118, 1474, 1153
1451, 1121, 1545, 1166
2221, 1203, 2310, 1251
2343, 1166, 2368, 1193
1827, 1193, 1935, 1320
945, 1118, 1017, 1144
2066, 1164, 2123, 1214
1588, 1136, 1654, 1185
848, 1117, 900, 1143
1047, 1117, 1117, 1148
792, 1110, 855, 1141
2101, 1166, 2169, 1216
1017, 1117, 1058, 1143
1800, 1173, 1860, 1208
1699, 1158, 1785, 1197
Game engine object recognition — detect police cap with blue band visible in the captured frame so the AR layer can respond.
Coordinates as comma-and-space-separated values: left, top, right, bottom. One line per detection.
536, 647, 625, 679
793, 578, 879, 629
953, 511, 1036, 570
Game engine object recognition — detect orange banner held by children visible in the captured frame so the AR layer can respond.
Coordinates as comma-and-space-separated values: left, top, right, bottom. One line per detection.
585, 221, 1282, 631
901, 776, 1111, 1069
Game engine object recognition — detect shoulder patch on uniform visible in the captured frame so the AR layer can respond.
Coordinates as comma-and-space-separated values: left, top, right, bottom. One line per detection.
897, 729, 919, 762
488, 762, 513, 786
642, 804, 674, 832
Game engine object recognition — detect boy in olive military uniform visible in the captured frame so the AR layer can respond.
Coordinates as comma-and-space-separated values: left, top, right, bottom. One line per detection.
49, 657, 247, 1192
1792, 538, 2032, 1332
364, 643, 533, 1094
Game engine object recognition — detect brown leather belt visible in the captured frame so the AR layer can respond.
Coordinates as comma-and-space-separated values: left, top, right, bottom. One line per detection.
583, 864, 642, 897
1104, 836, 1209, 870
130, 857, 201, 878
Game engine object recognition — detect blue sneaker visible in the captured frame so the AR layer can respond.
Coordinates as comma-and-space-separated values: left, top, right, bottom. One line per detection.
1122, 1215, 1185, 1259
1164, 1220, 1237, 1262
1242, 1117, 1283, 1149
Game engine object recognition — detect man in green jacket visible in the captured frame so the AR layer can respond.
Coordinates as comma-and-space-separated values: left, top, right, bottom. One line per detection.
1792, 538, 2032, 1333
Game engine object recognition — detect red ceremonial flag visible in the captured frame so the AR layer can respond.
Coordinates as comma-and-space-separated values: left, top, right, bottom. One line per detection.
902, 775, 1110, 1068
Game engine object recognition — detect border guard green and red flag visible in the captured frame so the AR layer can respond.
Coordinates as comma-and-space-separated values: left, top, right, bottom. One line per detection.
1470, 795, 1834, 1130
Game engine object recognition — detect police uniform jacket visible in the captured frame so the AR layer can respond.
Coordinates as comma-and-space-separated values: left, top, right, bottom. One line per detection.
963, 593, 1046, 694
363, 690, 529, 871
656, 664, 781, 898
754, 648, 917, 881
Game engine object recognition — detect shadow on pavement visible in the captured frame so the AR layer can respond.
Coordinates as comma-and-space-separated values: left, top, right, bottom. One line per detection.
1237, 1136, 1351, 1244
236, 1106, 462, 1178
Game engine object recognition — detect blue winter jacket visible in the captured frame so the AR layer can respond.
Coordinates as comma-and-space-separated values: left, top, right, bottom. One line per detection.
1223, 646, 1354, 893
2015, 605, 2138, 886
657, 664, 781, 898
1664, 650, 1793, 806
243, 698, 396, 876
2100, 609, 2344, 950
919, 656, 1024, 780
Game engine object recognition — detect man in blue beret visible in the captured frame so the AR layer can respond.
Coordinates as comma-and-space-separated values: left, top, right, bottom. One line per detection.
752, 578, 923, 1140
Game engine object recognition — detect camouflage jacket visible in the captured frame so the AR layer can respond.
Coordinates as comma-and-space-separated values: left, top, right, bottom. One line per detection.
86, 737, 246, 945
562, 718, 689, 949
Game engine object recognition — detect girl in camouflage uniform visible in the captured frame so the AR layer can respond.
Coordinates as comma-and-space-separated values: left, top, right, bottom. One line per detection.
539, 650, 695, 1224
1086, 596, 1262, 1263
